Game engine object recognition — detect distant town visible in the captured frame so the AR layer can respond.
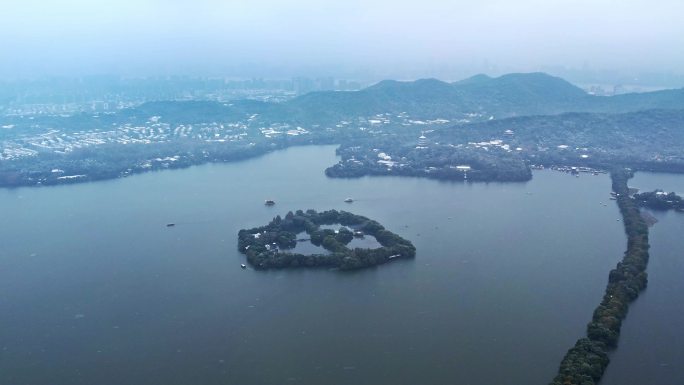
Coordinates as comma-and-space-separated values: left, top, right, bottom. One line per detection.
0, 76, 366, 117
1, 73, 683, 187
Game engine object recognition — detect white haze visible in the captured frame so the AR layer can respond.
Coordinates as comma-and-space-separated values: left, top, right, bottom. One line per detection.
1, 0, 683, 79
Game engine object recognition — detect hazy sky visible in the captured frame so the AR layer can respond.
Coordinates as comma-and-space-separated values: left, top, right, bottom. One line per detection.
1, 0, 683, 79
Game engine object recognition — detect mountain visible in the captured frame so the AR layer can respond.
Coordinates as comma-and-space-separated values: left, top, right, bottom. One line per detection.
281, 72, 683, 122
452, 73, 492, 86
597, 88, 684, 112
284, 77, 465, 121
79, 72, 683, 127
436, 108, 684, 149
454, 72, 589, 110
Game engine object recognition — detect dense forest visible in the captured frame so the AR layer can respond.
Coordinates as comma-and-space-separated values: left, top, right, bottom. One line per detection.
237, 209, 416, 270
633, 190, 684, 211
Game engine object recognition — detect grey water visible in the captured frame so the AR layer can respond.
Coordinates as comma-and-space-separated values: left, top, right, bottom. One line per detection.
0, 145, 627, 385
602, 172, 684, 385
287, 231, 380, 255
284, 236, 330, 255
347, 235, 381, 250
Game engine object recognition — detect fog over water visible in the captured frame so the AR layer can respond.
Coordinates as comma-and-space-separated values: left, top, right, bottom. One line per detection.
1, 0, 683, 79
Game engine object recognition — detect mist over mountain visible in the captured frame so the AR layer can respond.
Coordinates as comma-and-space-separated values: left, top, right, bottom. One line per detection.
4, 2, 684, 385
112, 72, 683, 125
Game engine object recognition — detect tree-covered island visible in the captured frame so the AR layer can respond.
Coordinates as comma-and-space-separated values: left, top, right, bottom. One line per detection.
238, 209, 416, 270
633, 190, 684, 211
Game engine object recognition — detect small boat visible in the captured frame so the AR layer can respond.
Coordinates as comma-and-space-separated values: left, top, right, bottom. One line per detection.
166, 223, 175, 227
241, 264, 247, 269
264, 200, 275, 206
344, 198, 354, 203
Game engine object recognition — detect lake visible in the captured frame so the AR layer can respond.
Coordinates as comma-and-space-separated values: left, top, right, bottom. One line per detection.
0, 145, 627, 385
602, 172, 684, 385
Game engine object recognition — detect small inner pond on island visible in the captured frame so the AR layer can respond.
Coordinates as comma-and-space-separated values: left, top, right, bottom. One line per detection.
319, 225, 382, 250
288, 226, 382, 256
289, 236, 331, 255
347, 235, 381, 249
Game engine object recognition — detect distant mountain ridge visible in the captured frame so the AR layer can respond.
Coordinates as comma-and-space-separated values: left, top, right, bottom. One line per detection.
125, 72, 684, 125
285, 73, 575, 119
454, 72, 588, 105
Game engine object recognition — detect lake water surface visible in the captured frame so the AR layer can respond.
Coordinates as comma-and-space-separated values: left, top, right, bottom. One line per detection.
0, 145, 628, 385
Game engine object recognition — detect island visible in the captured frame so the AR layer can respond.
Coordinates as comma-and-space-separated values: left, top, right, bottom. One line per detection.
633, 190, 684, 211
237, 209, 416, 270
